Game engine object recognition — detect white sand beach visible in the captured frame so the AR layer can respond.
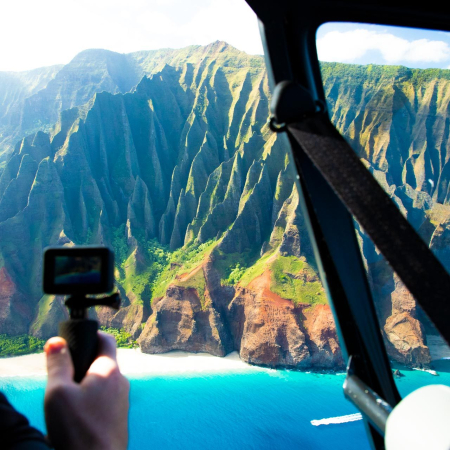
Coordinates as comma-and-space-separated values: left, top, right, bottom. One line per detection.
2, 334, 448, 378
0, 349, 253, 378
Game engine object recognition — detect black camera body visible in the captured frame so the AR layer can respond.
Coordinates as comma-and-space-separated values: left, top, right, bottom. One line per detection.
43, 246, 114, 295
42, 246, 120, 382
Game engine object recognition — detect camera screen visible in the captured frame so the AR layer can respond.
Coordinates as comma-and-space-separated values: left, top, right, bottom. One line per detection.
54, 256, 102, 285
43, 246, 114, 295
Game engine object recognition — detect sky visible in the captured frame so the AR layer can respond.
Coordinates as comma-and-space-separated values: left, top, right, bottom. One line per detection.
2, 2, 450, 72
0, 0, 263, 71
317, 23, 450, 70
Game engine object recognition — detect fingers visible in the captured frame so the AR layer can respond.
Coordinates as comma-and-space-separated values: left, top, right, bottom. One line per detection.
45, 337, 74, 387
97, 330, 117, 361
84, 331, 119, 380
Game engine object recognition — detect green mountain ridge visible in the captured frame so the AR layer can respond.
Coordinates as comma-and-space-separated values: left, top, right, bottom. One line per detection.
324, 61, 450, 366
0, 47, 448, 368
0, 41, 265, 166
0, 42, 300, 338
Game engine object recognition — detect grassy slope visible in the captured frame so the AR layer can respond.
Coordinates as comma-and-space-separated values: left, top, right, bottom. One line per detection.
113, 235, 217, 308
113, 226, 326, 311
213, 245, 326, 306
270, 256, 326, 306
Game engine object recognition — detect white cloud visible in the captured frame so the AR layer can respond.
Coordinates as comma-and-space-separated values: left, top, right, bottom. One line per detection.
317, 29, 450, 65
0, 0, 263, 71
176, 0, 262, 54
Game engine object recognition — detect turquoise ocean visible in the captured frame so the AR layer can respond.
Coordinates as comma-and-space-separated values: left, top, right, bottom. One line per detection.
1, 360, 449, 450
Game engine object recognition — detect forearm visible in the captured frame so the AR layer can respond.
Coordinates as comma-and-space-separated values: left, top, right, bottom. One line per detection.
0, 392, 52, 450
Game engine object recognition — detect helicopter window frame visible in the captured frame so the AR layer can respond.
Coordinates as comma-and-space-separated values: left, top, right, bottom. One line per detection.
245, 1, 450, 447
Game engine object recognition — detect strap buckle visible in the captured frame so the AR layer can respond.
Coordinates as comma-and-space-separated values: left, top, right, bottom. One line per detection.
269, 80, 326, 133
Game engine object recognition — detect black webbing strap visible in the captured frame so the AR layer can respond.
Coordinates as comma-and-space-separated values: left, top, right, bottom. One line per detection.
284, 112, 450, 345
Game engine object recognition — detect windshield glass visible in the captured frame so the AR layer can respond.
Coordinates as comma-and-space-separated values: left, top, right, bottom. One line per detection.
317, 22, 450, 392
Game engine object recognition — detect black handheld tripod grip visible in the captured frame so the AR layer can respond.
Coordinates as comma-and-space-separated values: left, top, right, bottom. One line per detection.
59, 319, 99, 383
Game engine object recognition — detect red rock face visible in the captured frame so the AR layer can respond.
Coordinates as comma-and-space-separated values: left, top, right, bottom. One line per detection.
95, 247, 428, 370
137, 261, 344, 370
0, 267, 16, 315
0, 267, 33, 335
383, 276, 431, 367
138, 284, 233, 356
228, 271, 343, 369
384, 312, 430, 366
228, 286, 311, 368
302, 304, 343, 368
96, 303, 148, 339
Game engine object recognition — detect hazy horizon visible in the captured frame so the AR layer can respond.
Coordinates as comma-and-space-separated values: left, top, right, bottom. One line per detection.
0, 0, 263, 72
0, 40, 264, 73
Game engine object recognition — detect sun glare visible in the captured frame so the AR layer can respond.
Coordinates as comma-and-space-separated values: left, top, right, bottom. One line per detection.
0, 0, 262, 72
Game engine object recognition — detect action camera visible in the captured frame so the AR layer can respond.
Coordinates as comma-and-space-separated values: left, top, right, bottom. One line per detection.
43, 246, 114, 295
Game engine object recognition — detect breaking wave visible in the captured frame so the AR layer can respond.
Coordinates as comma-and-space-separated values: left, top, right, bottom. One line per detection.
311, 413, 362, 426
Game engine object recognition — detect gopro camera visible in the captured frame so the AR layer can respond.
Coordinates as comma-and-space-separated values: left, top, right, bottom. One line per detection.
43, 246, 114, 295
42, 246, 119, 383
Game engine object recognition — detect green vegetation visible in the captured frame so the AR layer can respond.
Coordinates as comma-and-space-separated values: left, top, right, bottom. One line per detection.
0, 334, 45, 357
176, 268, 208, 309
113, 235, 218, 308
151, 239, 216, 301
171, 239, 216, 272
0, 42, 333, 342
227, 263, 247, 285
100, 327, 138, 348
112, 225, 128, 272
216, 249, 326, 307
270, 256, 326, 306
320, 61, 413, 85
30, 295, 54, 334
239, 252, 273, 287
114, 235, 171, 304
212, 248, 257, 285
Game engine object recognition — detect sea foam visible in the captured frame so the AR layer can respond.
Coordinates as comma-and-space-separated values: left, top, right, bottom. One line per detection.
311, 413, 363, 426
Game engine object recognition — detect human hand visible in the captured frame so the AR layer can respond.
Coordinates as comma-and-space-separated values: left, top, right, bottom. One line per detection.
44, 331, 130, 450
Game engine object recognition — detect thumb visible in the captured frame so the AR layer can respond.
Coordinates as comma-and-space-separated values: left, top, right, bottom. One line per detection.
45, 337, 74, 387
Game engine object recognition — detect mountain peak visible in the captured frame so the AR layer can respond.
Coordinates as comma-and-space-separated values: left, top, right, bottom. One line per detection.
69, 48, 124, 64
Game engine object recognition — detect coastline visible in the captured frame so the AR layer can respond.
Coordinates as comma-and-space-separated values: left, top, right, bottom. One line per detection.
1, 334, 449, 378
0, 349, 254, 378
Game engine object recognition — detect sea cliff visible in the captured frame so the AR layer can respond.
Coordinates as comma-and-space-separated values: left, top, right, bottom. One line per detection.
0, 45, 448, 368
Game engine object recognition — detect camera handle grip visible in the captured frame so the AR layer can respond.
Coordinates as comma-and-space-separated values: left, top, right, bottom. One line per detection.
59, 319, 99, 383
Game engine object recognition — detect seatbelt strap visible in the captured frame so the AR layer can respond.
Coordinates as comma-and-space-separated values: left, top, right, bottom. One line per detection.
271, 81, 450, 345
